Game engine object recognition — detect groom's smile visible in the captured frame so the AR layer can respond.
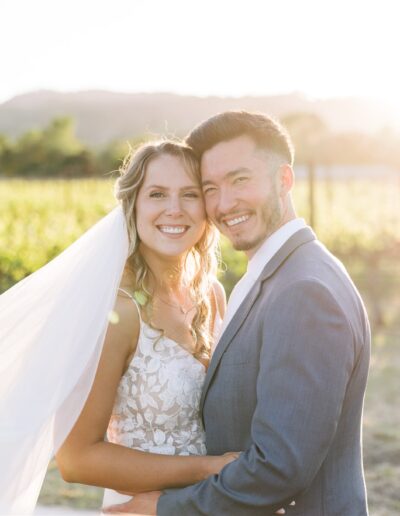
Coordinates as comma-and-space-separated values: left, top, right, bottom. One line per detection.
201, 134, 289, 258
224, 213, 252, 227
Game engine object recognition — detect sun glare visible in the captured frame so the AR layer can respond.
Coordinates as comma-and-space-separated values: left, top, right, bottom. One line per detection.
0, 0, 399, 115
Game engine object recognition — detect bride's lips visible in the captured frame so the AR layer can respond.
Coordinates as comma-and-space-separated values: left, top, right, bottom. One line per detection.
156, 224, 190, 238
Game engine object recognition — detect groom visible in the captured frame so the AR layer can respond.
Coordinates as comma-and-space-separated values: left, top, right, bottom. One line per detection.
107, 111, 370, 515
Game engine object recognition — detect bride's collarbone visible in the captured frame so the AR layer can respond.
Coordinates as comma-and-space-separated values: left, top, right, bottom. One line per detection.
140, 309, 210, 369
142, 304, 198, 349
147, 313, 195, 347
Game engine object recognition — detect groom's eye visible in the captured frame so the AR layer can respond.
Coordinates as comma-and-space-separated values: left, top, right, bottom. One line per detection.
203, 187, 217, 195
234, 176, 248, 184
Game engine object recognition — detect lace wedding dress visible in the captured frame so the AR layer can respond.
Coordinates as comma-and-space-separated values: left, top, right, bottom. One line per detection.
102, 291, 220, 507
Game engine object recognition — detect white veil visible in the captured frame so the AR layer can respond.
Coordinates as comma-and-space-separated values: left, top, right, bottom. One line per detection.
0, 205, 129, 515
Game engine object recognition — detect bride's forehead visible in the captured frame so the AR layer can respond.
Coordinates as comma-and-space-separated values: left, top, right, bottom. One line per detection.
144, 155, 198, 186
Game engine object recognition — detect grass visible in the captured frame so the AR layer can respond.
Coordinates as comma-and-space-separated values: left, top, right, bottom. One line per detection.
363, 329, 400, 515
37, 329, 400, 514
0, 178, 398, 513
1, 178, 399, 291
39, 460, 103, 509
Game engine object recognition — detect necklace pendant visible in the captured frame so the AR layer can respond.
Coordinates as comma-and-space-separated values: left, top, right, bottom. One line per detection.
156, 294, 195, 316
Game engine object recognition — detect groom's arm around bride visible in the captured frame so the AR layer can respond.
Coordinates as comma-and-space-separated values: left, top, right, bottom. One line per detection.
106, 111, 370, 516
156, 111, 371, 516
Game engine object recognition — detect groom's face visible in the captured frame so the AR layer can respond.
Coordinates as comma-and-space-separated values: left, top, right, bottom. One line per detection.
201, 134, 284, 257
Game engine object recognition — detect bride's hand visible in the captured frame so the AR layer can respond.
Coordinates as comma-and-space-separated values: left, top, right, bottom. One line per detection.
204, 451, 241, 476
204, 453, 295, 515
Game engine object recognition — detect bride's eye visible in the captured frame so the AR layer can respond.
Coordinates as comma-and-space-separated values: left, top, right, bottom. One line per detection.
183, 191, 200, 198
149, 191, 165, 198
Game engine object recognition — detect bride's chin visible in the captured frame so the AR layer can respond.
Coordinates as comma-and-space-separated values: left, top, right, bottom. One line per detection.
142, 239, 194, 256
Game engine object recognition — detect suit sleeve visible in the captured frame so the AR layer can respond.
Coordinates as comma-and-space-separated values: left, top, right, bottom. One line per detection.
157, 280, 356, 515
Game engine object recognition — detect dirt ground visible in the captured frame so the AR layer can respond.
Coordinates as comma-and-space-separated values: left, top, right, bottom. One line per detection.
38, 329, 400, 515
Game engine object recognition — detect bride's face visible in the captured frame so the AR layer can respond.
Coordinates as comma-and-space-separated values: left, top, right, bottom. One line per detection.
135, 153, 207, 258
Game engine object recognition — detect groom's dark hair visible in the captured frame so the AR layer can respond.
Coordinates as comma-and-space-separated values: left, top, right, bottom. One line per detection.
186, 110, 294, 166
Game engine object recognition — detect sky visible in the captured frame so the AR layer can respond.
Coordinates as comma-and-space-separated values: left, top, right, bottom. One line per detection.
1, 0, 400, 110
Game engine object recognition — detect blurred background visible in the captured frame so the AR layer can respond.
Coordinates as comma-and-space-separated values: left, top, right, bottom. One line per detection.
0, 1, 399, 514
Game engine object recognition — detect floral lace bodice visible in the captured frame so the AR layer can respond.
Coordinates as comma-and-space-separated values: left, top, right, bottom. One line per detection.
107, 317, 207, 456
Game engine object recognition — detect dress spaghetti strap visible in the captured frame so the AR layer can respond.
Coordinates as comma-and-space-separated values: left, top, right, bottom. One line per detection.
117, 288, 142, 322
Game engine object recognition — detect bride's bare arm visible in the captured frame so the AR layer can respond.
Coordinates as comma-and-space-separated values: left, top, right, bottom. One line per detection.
56, 293, 235, 494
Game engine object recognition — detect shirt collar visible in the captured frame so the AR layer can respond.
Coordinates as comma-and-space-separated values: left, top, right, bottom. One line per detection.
247, 218, 307, 278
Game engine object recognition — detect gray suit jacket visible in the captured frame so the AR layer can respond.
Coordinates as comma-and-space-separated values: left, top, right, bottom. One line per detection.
158, 228, 370, 515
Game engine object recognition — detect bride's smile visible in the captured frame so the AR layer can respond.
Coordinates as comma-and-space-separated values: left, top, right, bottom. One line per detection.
135, 153, 206, 259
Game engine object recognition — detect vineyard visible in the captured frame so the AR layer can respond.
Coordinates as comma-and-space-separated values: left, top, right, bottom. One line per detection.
2, 178, 399, 292
1, 178, 399, 514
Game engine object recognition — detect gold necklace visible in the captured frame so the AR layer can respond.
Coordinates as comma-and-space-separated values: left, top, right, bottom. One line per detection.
156, 295, 196, 316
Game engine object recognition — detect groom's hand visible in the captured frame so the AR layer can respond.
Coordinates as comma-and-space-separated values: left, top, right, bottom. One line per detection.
102, 490, 161, 515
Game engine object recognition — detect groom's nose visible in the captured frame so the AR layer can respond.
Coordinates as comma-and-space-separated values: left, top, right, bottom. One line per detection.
215, 187, 239, 217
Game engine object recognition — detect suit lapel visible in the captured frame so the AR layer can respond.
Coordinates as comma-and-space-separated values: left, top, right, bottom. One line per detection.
200, 227, 316, 412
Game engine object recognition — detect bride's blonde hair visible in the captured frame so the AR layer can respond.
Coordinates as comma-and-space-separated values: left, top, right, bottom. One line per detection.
114, 139, 219, 357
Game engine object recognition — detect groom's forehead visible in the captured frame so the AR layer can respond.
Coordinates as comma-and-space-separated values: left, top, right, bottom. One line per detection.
199, 136, 266, 183
200, 135, 256, 169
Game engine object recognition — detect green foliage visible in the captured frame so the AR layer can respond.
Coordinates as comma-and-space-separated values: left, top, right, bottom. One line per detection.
1, 114, 400, 179
0, 119, 154, 179
281, 112, 329, 164
0, 118, 101, 177
0, 118, 95, 177
95, 135, 147, 178
218, 236, 247, 297
282, 112, 400, 168
1, 178, 398, 514
43, 117, 83, 155
1, 177, 398, 330
0, 179, 115, 291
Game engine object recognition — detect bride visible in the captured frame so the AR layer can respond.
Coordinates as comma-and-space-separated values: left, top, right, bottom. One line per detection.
0, 139, 237, 515
57, 139, 237, 507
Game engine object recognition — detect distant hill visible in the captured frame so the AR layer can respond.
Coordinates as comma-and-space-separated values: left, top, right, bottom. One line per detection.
0, 90, 397, 146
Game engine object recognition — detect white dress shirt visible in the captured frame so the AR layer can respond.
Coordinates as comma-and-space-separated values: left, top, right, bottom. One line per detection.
216, 218, 307, 345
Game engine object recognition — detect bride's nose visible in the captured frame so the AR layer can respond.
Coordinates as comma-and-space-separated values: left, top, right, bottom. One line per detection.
164, 194, 183, 217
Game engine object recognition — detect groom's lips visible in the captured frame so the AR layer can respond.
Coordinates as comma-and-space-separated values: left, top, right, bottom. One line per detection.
220, 212, 252, 230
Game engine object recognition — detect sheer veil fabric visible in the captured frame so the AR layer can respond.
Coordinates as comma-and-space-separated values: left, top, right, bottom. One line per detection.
0, 206, 129, 515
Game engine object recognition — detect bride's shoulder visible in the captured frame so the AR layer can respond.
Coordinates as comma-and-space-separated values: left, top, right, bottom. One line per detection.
107, 288, 141, 355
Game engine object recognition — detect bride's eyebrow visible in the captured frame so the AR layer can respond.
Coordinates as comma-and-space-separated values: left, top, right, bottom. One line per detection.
144, 185, 201, 191
144, 184, 167, 190
181, 185, 201, 191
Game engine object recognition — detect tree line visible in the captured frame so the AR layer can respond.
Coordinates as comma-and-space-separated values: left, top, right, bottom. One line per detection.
0, 118, 135, 178
0, 115, 400, 178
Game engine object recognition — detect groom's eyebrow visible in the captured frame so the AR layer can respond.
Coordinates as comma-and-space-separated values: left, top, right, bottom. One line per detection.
202, 168, 251, 186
